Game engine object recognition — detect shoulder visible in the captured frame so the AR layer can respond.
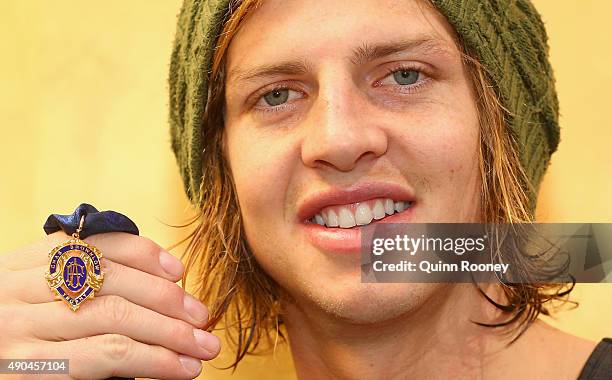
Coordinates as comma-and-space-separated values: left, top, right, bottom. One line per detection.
578, 338, 612, 380
525, 320, 604, 379
492, 320, 601, 380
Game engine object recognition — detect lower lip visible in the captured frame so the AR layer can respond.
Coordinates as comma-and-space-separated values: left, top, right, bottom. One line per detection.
301, 205, 416, 254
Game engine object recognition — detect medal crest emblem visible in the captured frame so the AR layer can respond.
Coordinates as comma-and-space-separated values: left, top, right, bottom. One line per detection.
45, 216, 104, 311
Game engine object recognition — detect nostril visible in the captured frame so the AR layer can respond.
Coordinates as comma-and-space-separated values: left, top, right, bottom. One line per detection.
312, 150, 379, 172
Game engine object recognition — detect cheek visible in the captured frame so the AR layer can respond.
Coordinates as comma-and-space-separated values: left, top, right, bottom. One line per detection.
393, 103, 480, 178
426, 127, 479, 178
436, 108, 480, 185
425, 116, 481, 216
225, 126, 296, 231
388, 97, 481, 217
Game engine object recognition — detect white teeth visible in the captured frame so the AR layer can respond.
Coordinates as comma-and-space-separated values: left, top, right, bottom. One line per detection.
384, 199, 395, 215
312, 198, 413, 228
372, 200, 385, 220
393, 201, 412, 212
338, 208, 356, 228
314, 214, 325, 226
394, 201, 404, 212
355, 203, 373, 225
326, 209, 339, 227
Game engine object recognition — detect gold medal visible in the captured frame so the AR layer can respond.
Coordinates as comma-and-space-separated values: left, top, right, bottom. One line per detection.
45, 215, 104, 311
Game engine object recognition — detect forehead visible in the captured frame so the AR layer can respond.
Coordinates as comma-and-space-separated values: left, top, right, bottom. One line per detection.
226, 0, 459, 73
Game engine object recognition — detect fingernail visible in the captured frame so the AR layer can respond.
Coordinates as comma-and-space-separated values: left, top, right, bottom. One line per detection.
159, 250, 184, 277
194, 329, 221, 355
178, 355, 202, 375
184, 293, 209, 323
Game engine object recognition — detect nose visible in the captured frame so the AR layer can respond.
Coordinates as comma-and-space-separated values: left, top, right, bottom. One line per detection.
301, 74, 388, 172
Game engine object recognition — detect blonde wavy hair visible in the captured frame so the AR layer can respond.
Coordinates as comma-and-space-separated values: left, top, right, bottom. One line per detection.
173, 0, 573, 369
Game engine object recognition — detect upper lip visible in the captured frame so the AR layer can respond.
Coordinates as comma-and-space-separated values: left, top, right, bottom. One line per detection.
296, 181, 416, 222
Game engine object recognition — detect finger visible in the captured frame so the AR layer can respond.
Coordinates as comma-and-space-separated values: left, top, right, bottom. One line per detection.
0, 233, 71, 270
23, 295, 221, 361
32, 334, 204, 380
83, 232, 185, 282
1, 231, 185, 283
4, 260, 209, 327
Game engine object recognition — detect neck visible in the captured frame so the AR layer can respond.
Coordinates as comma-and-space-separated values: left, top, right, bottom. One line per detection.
282, 284, 513, 380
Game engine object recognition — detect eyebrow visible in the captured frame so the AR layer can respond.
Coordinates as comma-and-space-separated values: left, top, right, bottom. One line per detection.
229, 59, 314, 84
350, 37, 453, 66
227, 37, 452, 84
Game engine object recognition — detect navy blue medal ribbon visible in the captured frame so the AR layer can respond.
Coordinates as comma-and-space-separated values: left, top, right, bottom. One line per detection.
43, 203, 139, 238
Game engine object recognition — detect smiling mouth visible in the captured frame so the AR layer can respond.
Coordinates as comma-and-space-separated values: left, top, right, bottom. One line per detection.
308, 198, 414, 228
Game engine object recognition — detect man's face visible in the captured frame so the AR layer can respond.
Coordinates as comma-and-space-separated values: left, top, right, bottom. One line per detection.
223, 0, 481, 322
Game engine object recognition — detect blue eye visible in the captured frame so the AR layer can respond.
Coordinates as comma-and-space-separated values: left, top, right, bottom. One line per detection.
392, 69, 419, 85
375, 67, 428, 91
263, 89, 289, 106
255, 87, 303, 110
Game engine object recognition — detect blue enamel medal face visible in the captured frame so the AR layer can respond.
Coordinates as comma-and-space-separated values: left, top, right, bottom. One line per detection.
45, 238, 104, 311
63, 256, 87, 292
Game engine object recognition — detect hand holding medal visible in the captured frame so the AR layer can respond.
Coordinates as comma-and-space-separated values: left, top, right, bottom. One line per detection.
0, 204, 221, 379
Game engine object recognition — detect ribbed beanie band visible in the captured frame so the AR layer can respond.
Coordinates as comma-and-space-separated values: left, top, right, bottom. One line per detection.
169, 0, 559, 209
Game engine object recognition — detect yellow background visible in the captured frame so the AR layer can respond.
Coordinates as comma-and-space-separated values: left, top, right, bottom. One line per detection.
0, 1, 610, 379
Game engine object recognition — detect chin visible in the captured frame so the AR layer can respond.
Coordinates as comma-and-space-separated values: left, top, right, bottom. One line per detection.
294, 280, 446, 325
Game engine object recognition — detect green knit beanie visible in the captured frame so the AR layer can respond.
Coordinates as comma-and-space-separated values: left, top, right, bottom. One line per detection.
169, 0, 559, 208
